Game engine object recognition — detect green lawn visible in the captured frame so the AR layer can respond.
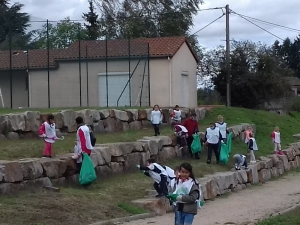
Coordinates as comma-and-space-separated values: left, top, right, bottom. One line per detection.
0, 107, 300, 225
257, 206, 300, 225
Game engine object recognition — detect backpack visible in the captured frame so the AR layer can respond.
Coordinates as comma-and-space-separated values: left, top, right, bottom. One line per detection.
90, 132, 96, 147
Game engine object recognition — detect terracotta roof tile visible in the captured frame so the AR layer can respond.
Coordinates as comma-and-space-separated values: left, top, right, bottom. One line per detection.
0, 36, 195, 70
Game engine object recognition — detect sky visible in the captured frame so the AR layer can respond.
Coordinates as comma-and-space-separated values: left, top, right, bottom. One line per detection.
18, 0, 300, 49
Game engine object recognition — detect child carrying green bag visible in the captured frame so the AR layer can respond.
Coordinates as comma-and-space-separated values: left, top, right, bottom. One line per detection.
191, 133, 202, 155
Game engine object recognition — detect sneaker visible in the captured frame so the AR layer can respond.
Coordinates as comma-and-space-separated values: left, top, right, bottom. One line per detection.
235, 166, 240, 170
179, 147, 183, 151
206, 160, 211, 164
250, 160, 256, 164
244, 167, 249, 170
278, 151, 284, 155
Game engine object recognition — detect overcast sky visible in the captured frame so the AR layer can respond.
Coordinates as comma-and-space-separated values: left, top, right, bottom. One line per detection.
19, 0, 300, 48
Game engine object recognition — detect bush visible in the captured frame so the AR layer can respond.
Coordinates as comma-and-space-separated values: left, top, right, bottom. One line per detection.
291, 96, 300, 112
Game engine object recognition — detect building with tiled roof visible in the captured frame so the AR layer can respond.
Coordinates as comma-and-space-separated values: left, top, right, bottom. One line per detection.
0, 36, 198, 108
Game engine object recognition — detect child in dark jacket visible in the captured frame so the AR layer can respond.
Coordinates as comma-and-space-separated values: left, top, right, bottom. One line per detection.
183, 114, 200, 159
167, 163, 199, 225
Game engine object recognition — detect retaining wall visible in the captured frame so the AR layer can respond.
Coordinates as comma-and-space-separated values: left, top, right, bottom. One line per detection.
0, 107, 207, 140
0, 123, 255, 195
131, 142, 300, 216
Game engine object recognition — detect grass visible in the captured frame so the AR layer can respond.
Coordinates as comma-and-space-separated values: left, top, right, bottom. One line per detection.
0, 107, 300, 224
257, 206, 300, 225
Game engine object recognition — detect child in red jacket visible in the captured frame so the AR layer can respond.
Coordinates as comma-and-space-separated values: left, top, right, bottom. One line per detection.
183, 113, 200, 159
271, 126, 283, 155
39, 115, 57, 158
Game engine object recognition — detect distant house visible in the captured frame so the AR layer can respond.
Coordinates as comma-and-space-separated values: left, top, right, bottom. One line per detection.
0, 36, 198, 109
283, 77, 300, 95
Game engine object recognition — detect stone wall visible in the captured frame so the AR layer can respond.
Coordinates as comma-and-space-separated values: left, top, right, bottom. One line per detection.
131, 142, 300, 216
0, 107, 207, 140
0, 123, 254, 195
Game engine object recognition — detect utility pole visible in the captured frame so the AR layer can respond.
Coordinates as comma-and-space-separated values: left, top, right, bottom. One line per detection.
225, 4, 231, 106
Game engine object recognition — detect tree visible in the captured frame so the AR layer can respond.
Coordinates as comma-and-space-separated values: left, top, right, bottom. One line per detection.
0, 0, 30, 50
96, 0, 204, 39
30, 17, 89, 49
203, 40, 292, 108
82, 0, 100, 40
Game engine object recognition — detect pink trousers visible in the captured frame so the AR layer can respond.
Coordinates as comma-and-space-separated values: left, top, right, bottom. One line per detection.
43, 142, 52, 157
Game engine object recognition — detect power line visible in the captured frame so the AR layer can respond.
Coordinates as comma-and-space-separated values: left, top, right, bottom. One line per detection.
230, 11, 300, 33
190, 13, 225, 36
230, 9, 284, 41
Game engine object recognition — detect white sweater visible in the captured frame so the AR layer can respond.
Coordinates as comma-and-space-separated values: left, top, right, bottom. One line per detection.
151, 110, 162, 124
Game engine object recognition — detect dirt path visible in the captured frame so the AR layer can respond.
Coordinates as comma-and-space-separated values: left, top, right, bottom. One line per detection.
123, 173, 300, 225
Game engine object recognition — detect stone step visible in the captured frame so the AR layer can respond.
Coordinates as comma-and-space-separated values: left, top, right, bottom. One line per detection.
131, 197, 173, 215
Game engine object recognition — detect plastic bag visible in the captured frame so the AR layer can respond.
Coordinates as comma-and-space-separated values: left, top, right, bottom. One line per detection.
79, 153, 97, 185
191, 134, 202, 154
219, 143, 229, 164
227, 132, 232, 154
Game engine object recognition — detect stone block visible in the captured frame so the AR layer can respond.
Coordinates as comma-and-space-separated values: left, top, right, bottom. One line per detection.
210, 171, 238, 195
40, 158, 67, 179
143, 136, 164, 150
137, 139, 159, 155
109, 162, 124, 174
278, 155, 290, 171
268, 154, 280, 167
24, 111, 40, 132
113, 110, 129, 122
0, 115, 11, 134
141, 151, 151, 165
283, 148, 297, 161
61, 110, 77, 132
18, 158, 43, 180
126, 109, 138, 121
271, 167, 279, 178
0, 161, 23, 182
7, 132, 19, 139
247, 164, 259, 184
289, 161, 298, 170
258, 169, 271, 183
124, 152, 143, 170
232, 184, 243, 192
138, 110, 147, 120
278, 168, 284, 175
157, 147, 176, 163
128, 121, 142, 130
131, 198, 166, 216
94, 120, 105, 133
93, 146, 111, 165
8, 113, 26, 131
95, 165, 112, 177
99, 109, 110, 119
52, 112, 64, 129
296, 156, 300, 166
235, 170, 248, 184
100, 142, 136, 157
198, 177, 217, 200
195, 107, 207, 120
259, 156, 274, 169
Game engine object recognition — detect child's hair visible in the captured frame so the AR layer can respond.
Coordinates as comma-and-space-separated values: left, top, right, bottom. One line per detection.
174, 105, 179, 109
209, 122, 215, 126
75, 116, 84, 124
174, 166, 180, 172
218, 115, 223, 120
47, 114, 54, 122
153, 104, 160, 110
147, 158, 156, 164
179, 163, 198, 185
190, 113, 196, 117
275, 126, 279, 130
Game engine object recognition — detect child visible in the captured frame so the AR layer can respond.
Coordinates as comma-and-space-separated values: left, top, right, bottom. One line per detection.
204, 122, 222, 164
171, 105, 182, 125
244, 126, 252, 145
39, 114, 57, 158
215, 115, 229, 143
233, 154, 248, 170
248, 133, 258, 163
167, 163, 200, 225
169, 166, 180, 192
136, 158, 168, 197
271, 126, 283, 155
174, 123, 188, 151
151, 104, 163, 136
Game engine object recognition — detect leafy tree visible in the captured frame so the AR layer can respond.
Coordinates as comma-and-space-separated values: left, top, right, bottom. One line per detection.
0, 0, 30, 50
202, 40, 292, 109
30, 17, 89, 49
82, 0, 100, 40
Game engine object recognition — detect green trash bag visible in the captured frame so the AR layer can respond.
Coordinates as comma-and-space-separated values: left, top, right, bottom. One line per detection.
79, 153, 97, 185
191, 134, 202, 154
227, 132, 232, 154
219, 143, 229, 164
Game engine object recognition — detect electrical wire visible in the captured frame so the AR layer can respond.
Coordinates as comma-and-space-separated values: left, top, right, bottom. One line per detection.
230, 9, 285, 41
230, 11, 300, 33
190, 13, 225, 36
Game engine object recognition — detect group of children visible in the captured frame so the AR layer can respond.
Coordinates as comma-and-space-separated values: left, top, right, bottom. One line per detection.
136, 159, 200, 225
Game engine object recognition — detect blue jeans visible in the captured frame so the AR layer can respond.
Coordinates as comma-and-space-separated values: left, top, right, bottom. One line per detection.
175, 211, 195, 225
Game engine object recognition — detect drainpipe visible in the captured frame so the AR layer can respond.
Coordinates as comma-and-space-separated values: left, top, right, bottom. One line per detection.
168, 56, 172, 107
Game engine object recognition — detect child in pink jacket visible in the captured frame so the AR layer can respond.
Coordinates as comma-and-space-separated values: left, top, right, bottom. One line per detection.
39, 115, 57, 158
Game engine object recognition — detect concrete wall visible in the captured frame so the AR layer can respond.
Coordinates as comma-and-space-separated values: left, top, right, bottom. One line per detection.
0, 70, 28, 108
171, 42, 198, 109
28, 58, 149, 108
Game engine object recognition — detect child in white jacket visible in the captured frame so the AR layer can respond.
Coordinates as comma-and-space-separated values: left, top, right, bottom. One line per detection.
151, 104, 163, 136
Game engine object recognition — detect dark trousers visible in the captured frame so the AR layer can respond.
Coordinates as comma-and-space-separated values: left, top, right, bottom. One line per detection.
76, 153, 91, 172
153, 175, 168, 196
207, 143, 219, 162
177, 136, 187, 147
187, 136, 200, 159
153, 124, 160, 136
